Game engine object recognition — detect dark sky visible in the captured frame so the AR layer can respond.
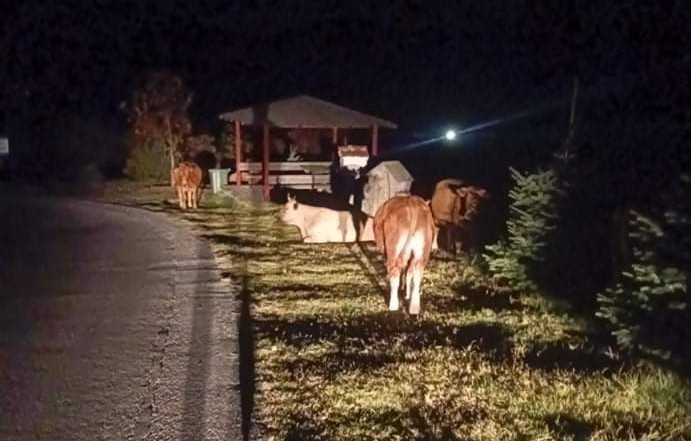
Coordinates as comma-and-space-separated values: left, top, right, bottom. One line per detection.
3, 1, 690, 142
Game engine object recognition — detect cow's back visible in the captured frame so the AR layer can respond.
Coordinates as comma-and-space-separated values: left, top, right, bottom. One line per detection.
188, 162, 203, 188
175, 162, 202, 189
374, 196, 436, 258
430, 179, 464, 226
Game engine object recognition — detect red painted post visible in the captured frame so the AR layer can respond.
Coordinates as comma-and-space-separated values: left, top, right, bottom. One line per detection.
234, 120, 242, 185
371, 124, 379, 157
331, 127, 338, 161
263, 125, 270, 201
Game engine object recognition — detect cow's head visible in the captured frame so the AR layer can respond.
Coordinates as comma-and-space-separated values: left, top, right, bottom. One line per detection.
286, 192, 297, 206
456, 186, 489, 219
279, 193, 305, 226
464, 186, 489, 200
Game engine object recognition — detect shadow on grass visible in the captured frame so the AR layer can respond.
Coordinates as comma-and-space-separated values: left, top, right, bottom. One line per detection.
238, 273, 256, 441
279, 401, 487, 441
256, 312, 513, 360
282, 412, 328, 441
525, 339, 626, 374
264, 283, 368, 299
544, 413, 595, 441
433, 284, 521, 312
282, 350, 399, 377
405, 403, 487, 441
545, 411, 664, 441
348, 241, 387, 301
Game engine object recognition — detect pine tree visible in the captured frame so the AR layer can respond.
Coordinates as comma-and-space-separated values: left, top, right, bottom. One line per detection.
483, 167, 561, 293
596, 174, 690, 363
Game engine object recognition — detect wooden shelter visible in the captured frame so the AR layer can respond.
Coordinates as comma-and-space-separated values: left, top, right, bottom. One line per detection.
218, 95, 397, 200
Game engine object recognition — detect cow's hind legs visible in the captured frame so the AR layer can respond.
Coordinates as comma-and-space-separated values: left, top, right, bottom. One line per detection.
177, 188, 186, 209
388, 274, 400, 311
189, 189, 198, 209
408, 261, 424, 315
194, 188, 202, 208
405, 268, 413, 300
387, 263, 401, 311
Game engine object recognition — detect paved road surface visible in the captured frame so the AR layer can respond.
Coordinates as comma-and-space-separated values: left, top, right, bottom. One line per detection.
0, 187, 244, 441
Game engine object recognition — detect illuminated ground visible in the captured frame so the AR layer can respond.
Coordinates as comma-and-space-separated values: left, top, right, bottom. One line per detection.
12, 180, 688, 441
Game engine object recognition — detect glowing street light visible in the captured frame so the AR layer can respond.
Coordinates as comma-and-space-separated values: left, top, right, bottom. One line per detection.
444, 129, 457, 141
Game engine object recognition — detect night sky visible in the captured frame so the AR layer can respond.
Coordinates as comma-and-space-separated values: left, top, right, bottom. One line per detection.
2, 1, 690, 177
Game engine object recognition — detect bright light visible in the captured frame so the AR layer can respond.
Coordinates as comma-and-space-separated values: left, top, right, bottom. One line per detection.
444, 129, 457, 141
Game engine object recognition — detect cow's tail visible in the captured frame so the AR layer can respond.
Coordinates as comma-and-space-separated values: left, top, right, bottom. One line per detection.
397, 202, 420, 261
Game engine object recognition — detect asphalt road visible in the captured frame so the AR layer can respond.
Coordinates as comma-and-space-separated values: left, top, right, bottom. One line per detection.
0, 186, 244, 441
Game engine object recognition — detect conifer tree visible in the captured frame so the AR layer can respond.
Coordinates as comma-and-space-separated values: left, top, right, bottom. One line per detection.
483, 167, 561, 293
596, 174, 690, 362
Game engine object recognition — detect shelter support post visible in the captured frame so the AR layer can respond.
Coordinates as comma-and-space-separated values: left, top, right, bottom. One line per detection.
234, 120, 242, 185
263, 125, 270, 201
331, 127, 338, 161
371, 124, 379, 157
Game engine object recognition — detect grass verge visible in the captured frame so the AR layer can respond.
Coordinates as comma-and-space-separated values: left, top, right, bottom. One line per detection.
100, 181, 691, 441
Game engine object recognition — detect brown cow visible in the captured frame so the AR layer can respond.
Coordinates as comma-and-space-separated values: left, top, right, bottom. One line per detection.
374, 195, 436, 315
429, 178, 488, 255
173, 161, 203, 210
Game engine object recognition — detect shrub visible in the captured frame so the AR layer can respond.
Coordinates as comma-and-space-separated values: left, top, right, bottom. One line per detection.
124, 141, 169, 183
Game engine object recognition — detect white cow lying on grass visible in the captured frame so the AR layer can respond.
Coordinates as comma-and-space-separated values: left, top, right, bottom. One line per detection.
279, 194, 374, 243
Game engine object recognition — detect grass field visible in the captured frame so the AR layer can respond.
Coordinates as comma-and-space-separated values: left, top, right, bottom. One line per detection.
101, 183, 691, 441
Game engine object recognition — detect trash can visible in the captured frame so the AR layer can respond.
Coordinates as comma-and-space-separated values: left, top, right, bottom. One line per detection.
209, 168, 230, 194
361, 161, 413, 217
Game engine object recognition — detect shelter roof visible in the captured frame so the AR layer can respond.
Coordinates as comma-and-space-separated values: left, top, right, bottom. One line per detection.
219, 95, 397, 129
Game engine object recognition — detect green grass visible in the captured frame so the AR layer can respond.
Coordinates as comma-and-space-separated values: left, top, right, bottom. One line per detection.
100, 183, 691, 441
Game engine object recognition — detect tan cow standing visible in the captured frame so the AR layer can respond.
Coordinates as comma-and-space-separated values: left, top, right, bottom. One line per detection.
173, 161, 203, 210
429, 178, 488, 255
373, 195, 436, 315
